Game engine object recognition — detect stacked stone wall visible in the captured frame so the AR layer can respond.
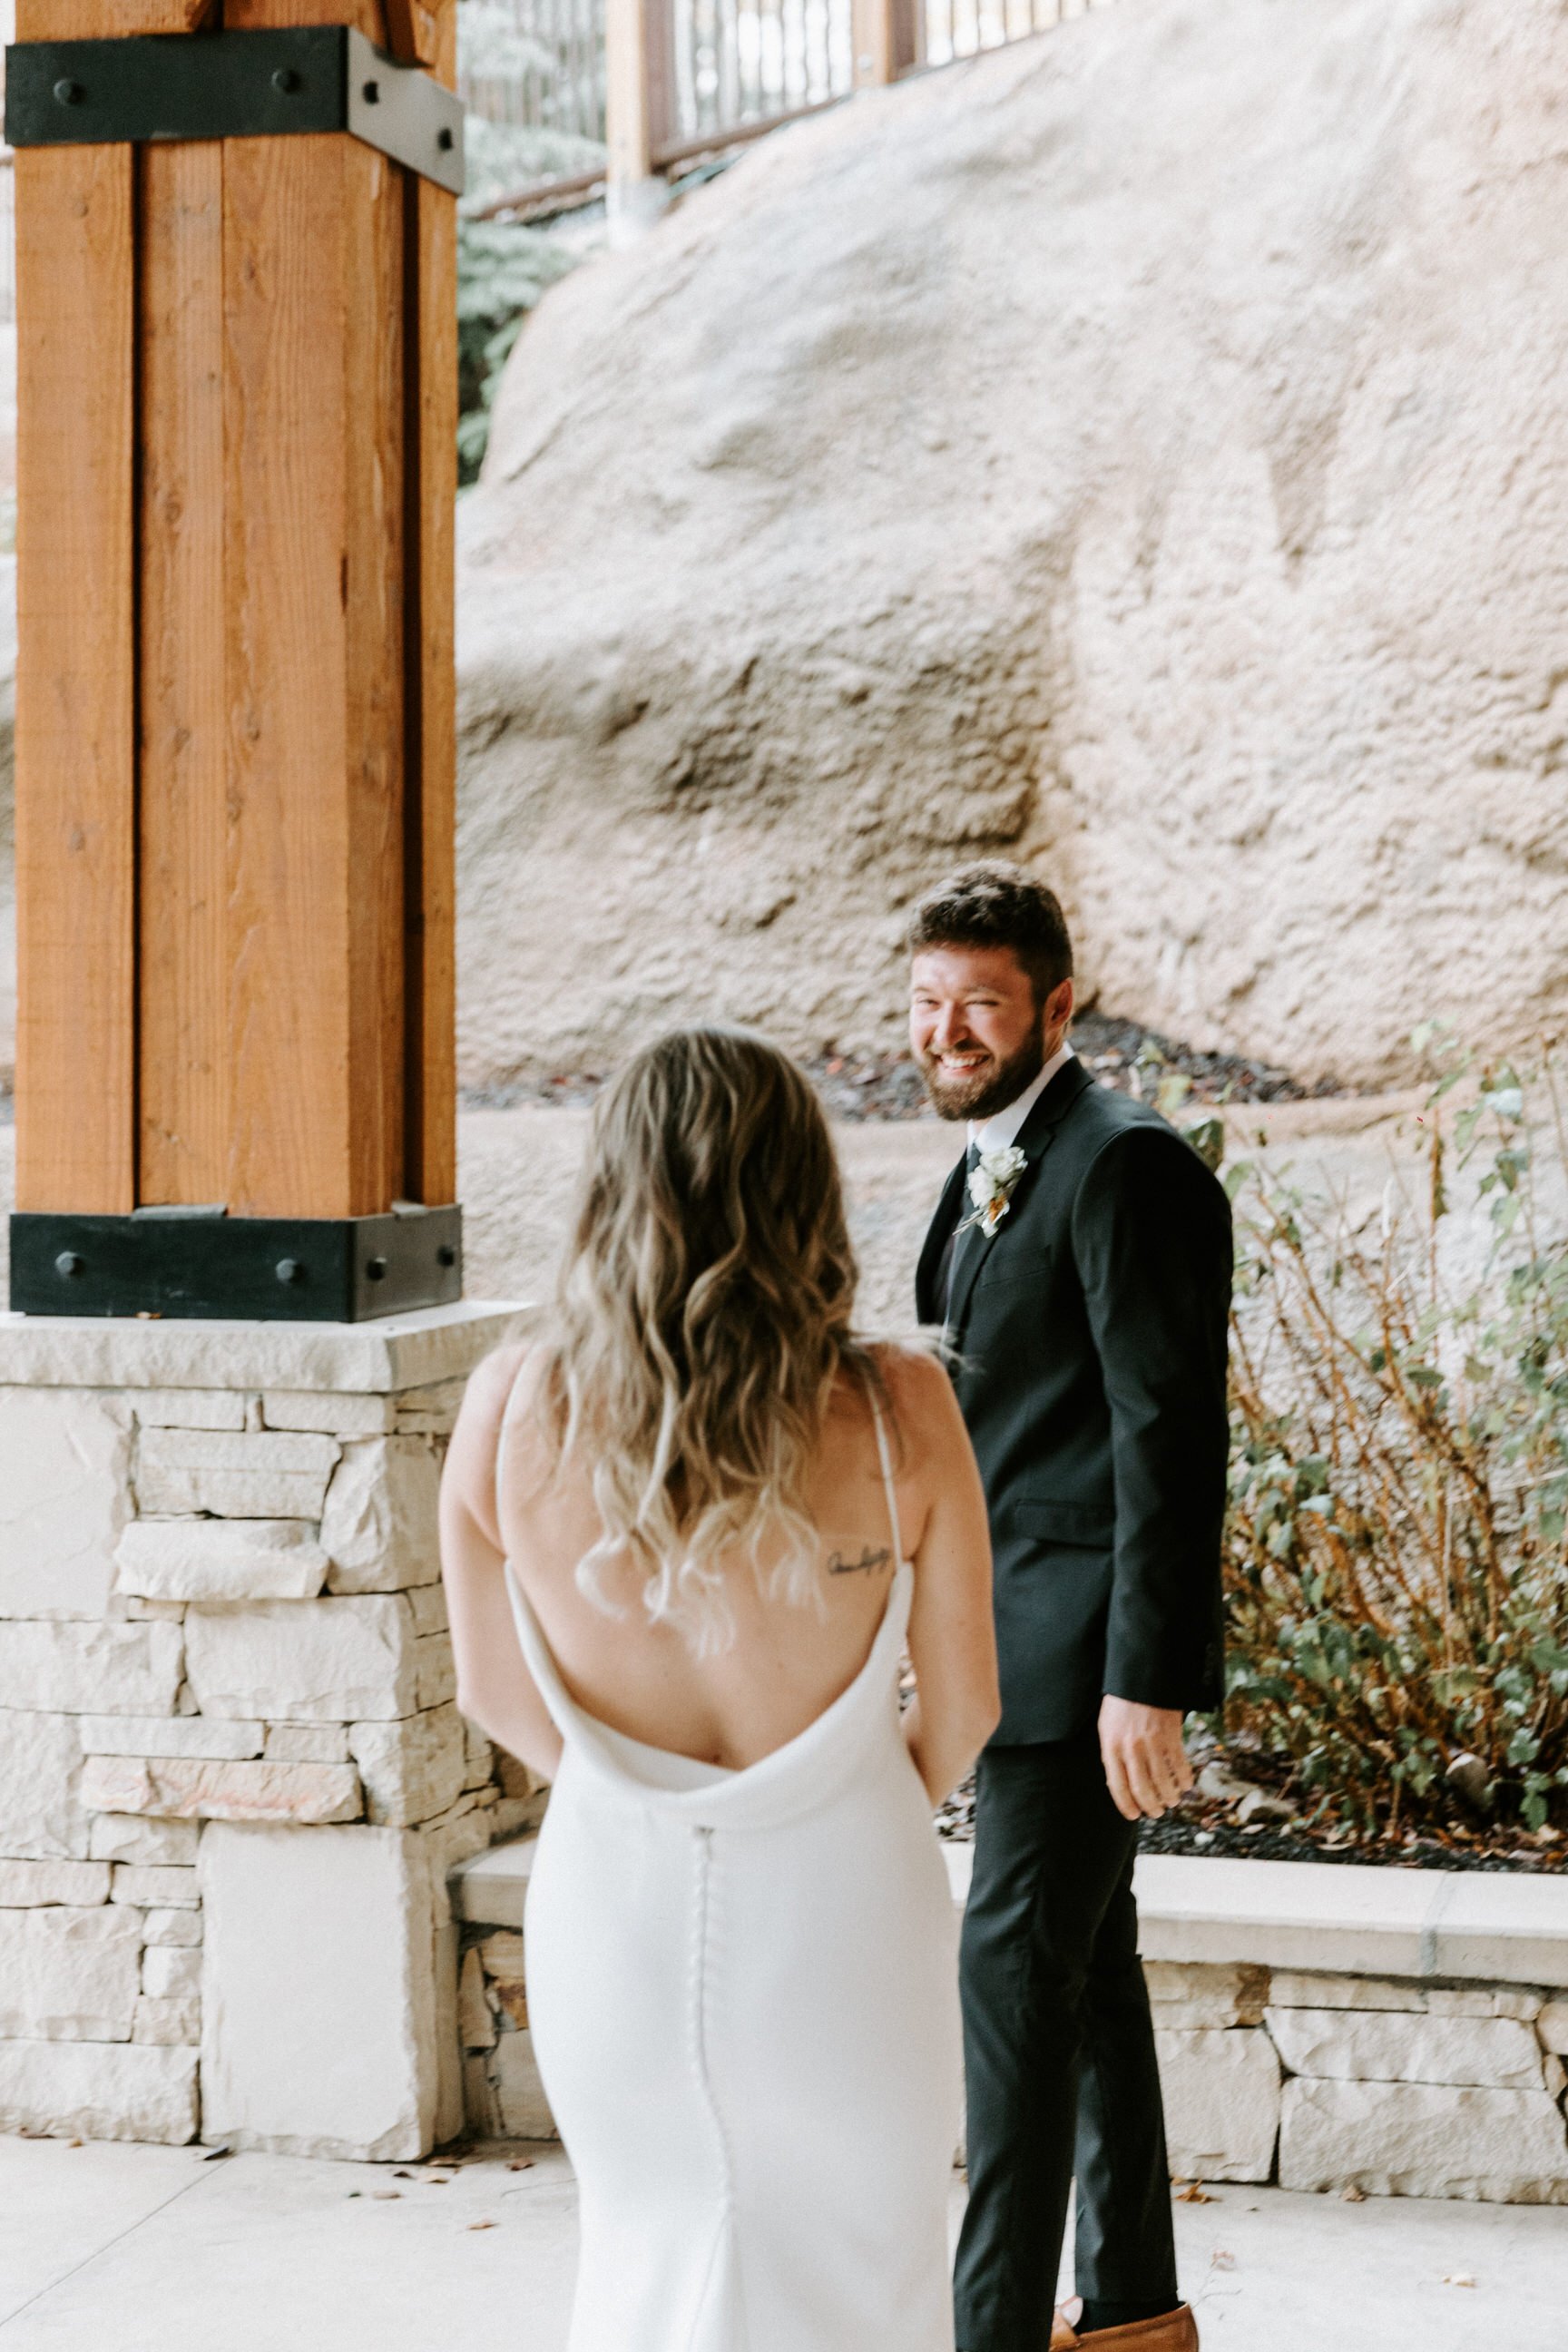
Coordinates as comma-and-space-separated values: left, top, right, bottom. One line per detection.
0, 1308, 534, 2156
1150, 1962, 1568, 2201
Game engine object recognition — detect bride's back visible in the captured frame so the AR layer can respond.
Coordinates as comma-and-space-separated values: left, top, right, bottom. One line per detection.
497, 1345, 937, 1770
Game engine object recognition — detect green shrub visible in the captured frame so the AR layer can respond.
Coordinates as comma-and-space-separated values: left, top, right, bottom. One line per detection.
457, 215, 581, 485
1220, 1043, 1568, 1838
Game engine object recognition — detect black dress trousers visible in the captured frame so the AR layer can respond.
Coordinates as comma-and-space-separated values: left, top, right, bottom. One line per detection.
952, 1732, 1178, 2352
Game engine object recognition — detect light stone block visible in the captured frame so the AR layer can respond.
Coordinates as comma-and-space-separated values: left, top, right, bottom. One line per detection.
113, 1862, 198, 1907
393, 1378, 466, 1436
1267, 1972, 1427, 2012
116, 1518, 330, 1604
1155, 2028, 1281, 2182
414, 1634, 457, 1711
133, 1994, 201, 2045
477, 1929, 526, 1985
462, 1719, 495, 1793
1267, 2006, 1549, 2092
1144, 1961, 1269, 2029
134, 1391, 250, 1430
0, 1305, 524, 1399
135, 1426, 340, 1520
0, 1620, 182, 1714
0, 1857, 110, 1906
348, 1704, 466, 1827
1279, 2077, 1568, 2202
200, 1820, 442, 2160
0, 1904, 142, 2040
144, 1906, 203, 1946
0, 2037, 198, 2143
0, 1387, 131, 1619
88, 1814, 201, 1867
143, 1942, 202, 1997
1540, 1998, 1568, 2055
408, 1583, 448, 1637
123, 1598, 188, 1622
185, 1595, 418, 1722
449, 1833, 537, 1930
1427, 1985, 1544, 2021
320, 1437, 442, 1592
264, 1723, 351, 1762
485, 2029, 556, 2140
263, 1390, 394, 1436
83, 1752, 363, 1826
458, 1947, 495, 2050
0, 1709, 87, 1859
1428, 1873, 1568, 1990
78, 1713, 265, 1760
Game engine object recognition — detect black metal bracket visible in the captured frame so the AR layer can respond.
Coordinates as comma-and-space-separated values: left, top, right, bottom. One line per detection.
8, 1204, 464, 1323
4, 25, 465, 197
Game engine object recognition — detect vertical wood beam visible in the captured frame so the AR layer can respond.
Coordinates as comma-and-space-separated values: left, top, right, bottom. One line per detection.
853, 0, 920, 85
12, 2, 142, 1212
606, 0, 670, 236
222, 0, 402, 1219
404, 3, 458, 1207
137, 141, 228, 1206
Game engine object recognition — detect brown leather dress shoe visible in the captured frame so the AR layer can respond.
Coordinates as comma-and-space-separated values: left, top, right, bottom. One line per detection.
1050, 2302, 1200, 2351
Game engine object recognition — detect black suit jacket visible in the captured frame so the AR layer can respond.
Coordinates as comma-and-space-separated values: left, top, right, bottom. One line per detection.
916, 1058, 1232, 1744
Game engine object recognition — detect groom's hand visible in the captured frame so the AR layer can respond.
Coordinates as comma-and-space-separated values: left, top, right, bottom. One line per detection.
1097, 1696, 1193, 1822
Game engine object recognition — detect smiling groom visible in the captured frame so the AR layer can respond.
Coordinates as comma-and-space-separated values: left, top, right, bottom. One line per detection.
909, 864, 1233, 2352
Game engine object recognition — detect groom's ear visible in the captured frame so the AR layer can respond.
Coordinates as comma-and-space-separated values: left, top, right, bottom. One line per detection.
1043, 975, 1074, 1037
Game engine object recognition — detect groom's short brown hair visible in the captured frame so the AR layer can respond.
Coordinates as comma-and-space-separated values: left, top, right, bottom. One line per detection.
907, 862, 1073, 1005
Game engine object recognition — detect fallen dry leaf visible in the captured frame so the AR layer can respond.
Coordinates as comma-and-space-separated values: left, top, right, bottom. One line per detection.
1175, 2180, 1214, 2204
506, 2158, 534, 2173
1341, 2184, 1366, 2202
371, 2190, 401, 2201
468, 2219, 497, 2231
1442, 2274, 1477, 2288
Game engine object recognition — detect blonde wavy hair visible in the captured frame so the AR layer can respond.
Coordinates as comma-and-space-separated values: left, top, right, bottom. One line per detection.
533, 1026, 882, 1651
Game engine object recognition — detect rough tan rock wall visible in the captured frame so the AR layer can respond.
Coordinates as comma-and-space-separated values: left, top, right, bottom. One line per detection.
457, 0, 1568, 1092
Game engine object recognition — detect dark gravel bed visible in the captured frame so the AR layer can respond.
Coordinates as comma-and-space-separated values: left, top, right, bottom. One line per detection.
934, 1770, 1565, 1875
462, 1009, 1341, 1120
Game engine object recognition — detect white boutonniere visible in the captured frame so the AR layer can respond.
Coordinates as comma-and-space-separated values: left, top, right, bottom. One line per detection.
957, 1142, 1028, 1238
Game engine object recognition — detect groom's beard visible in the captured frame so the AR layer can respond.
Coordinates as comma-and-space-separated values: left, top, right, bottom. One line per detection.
918, 1028, 1046, 1123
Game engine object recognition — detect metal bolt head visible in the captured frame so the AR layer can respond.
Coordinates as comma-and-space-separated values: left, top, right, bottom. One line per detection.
54, 1250, 84, 1279
54, 79, 83, 106
275, 1257, 303, 1286
436, 1242, 457, 1269
271, 68, 301, 95
437, 126, 455, 152
362, 79, 380, 104
365, 1255, 388, 1282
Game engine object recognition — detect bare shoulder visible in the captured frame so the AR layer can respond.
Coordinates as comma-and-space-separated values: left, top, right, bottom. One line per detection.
867, 1339, 963, 1452
453, 1340, 532, 1442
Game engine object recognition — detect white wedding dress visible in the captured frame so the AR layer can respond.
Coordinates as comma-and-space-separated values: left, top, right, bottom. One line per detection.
499, 1394, 962, 2352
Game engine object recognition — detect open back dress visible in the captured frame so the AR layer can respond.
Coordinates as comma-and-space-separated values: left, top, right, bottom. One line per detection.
498, 1383, 962, 2352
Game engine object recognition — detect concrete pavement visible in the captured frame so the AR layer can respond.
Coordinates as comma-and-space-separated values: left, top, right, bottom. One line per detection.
2, 2133, 1564, 2351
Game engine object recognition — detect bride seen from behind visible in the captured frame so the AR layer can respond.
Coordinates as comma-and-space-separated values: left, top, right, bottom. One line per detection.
440, 1025, 1000, 2352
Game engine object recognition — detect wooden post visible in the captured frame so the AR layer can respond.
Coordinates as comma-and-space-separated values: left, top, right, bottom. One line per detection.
11, 0, 462, 1316
605, 0, 671, 242
853, 0, 921, 87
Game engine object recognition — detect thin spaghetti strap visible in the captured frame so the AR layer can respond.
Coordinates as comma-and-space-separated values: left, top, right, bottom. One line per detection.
865, 1377, 906, 1568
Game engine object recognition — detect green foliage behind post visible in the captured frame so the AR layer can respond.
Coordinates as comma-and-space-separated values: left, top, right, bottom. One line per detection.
457, 217, 580, 483
1220, 1040, 1568, 1841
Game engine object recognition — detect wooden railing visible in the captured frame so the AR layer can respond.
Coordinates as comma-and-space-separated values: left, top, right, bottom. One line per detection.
462, 0, 1102, 224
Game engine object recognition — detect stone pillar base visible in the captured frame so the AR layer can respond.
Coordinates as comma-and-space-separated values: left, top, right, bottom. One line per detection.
0, 1302, 538, 2157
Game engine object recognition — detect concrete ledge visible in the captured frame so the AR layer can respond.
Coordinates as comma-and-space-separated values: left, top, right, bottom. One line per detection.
0, 1303, 526, 1396
458, 1840, 1568, 1989
450, 1834, 537, 1930
1126, 1856, 1568, 1989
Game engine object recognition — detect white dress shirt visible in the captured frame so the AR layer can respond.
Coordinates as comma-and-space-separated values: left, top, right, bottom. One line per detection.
967, 1041, 1075, 1156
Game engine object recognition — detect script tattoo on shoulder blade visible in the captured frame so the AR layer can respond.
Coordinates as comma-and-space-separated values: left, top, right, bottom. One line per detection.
828, 1544, 892, 1577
